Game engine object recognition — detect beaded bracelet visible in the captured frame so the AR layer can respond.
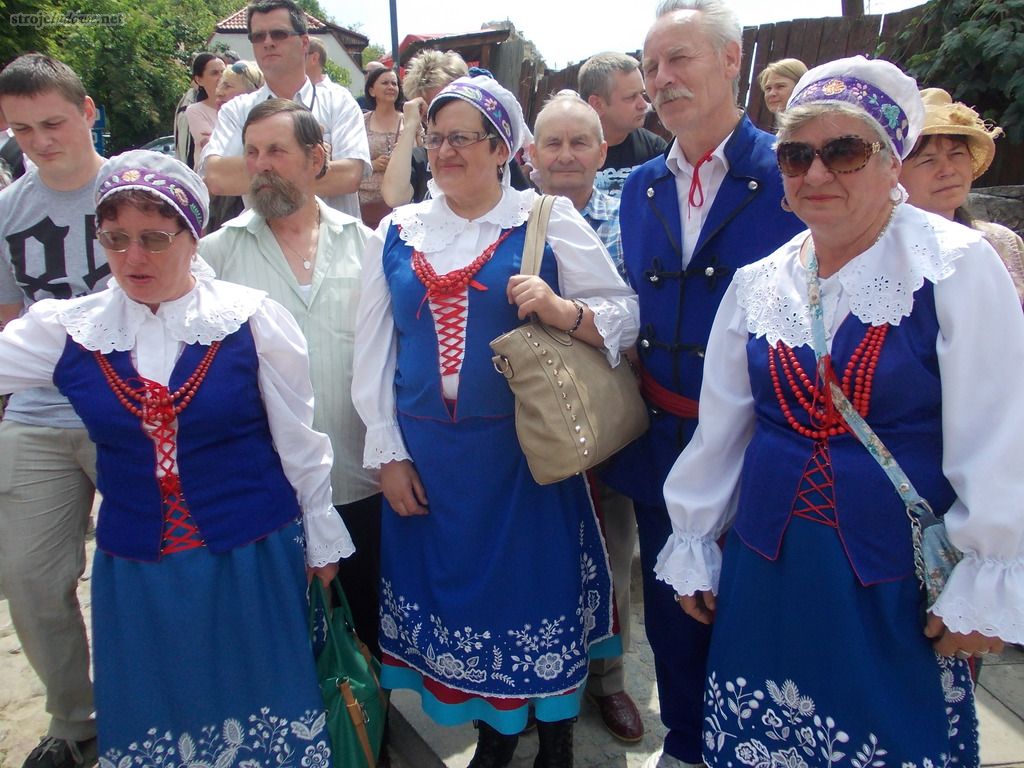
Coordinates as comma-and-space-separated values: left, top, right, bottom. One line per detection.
566, 299, 585, 334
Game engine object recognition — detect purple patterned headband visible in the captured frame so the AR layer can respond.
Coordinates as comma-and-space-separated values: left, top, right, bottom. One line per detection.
96, 169, 205, 239
789, 76, 910, 156
430, 81, 514, 153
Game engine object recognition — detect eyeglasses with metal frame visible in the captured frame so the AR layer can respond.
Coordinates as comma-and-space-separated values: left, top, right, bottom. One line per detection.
422, 131, 497, 151
97, 229, 186, 253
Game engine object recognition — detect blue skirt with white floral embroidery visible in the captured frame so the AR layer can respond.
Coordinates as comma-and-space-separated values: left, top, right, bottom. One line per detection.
93, 520, 333, 768
703, 519, 978, 768
378, 412, 619, 734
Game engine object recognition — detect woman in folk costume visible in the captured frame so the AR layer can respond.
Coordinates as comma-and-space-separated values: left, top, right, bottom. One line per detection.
352, 75, 638, 768
0, 150, 354, 767
655, 57, 1024, 766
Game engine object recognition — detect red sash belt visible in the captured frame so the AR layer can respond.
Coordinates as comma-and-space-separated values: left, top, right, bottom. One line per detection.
638, 364, 699, 419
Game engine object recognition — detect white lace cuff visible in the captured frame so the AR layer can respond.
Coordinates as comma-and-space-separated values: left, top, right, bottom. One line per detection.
653, 533, 723, 596
362, 422, 411, 469
930, 552, 1024, 644
303, 504, 356, 568
588, 298, 625, 367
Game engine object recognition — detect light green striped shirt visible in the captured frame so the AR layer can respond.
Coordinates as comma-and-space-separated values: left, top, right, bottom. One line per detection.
200, 199, 379, 504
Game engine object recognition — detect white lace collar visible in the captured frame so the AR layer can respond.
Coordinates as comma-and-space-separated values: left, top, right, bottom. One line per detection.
734, 205, 982, 348
56, 262, 267, 352
391, 187, 534, 252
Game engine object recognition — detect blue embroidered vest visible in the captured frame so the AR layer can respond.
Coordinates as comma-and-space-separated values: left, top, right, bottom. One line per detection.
735, 282, 955, 585
52, 322, 301, 561
381, 223, 559, 421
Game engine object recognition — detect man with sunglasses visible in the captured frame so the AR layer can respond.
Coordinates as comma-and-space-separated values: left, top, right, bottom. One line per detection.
201, 0, 369, 220
601, 2, 803, 767
0, 54, 109, 768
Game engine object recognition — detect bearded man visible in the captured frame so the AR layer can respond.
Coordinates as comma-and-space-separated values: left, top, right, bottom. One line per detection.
199, 99, 385, 675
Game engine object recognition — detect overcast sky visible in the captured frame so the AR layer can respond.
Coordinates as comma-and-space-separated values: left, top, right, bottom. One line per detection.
319, 0, 924, 69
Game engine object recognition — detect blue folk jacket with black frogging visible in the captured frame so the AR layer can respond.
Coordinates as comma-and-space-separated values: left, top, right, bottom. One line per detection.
605, 115, 804, 506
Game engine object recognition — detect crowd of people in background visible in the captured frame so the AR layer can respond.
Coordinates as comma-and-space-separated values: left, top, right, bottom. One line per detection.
0, 1, 1021, 768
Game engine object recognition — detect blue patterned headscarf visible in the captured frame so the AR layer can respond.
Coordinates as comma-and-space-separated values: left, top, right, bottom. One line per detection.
96, 150, 209, 239
428, 74, 527, 158
787, 56, 924, 160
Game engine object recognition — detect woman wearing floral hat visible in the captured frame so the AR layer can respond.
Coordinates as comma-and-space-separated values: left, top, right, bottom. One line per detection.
658, 57, 1024, 766
0, 149, 352, 767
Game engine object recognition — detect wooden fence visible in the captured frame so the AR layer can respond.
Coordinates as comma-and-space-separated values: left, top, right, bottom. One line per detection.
736, 7, 922, 132
526, 4, 1020, 187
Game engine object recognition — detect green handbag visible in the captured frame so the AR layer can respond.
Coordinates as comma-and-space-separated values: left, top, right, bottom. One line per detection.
309, 578, 387, 768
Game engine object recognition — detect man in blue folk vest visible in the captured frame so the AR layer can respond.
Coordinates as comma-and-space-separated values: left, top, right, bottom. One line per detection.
607, 2, 803, 766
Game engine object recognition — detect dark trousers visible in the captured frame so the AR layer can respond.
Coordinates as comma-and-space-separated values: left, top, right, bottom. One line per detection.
334, 494, 384, 660
635, 500, 712, 764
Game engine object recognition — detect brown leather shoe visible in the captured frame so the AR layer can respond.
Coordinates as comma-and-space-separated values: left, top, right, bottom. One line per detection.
588, 691, 644, 743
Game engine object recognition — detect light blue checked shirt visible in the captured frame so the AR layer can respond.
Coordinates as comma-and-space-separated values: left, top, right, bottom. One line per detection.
581, 187, 625, 281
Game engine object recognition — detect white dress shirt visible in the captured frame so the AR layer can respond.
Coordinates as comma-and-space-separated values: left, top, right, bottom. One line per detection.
665, 132, 732, 267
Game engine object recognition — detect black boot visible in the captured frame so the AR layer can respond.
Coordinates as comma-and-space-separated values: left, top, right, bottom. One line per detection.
533, 718, 574, 768
468, 721, 519, 768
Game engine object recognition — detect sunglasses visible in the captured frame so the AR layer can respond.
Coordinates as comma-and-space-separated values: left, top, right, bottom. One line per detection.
228, 62, 262, 90
247, 29, 300, 44
97, 229, 185, 253
776, 136, 882, 177
422, 131, 496, 150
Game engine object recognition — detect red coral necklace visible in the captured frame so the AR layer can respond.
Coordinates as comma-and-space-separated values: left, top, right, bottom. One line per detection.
94, 343, 221, 421
411, 229, 515, 300
768, 325, 888, 440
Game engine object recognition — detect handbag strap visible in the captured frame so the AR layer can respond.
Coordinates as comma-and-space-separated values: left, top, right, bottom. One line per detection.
519, 194, 556, 277
804, 242, 939, 527
329, 579, 389, 713
339, 679, 378, 768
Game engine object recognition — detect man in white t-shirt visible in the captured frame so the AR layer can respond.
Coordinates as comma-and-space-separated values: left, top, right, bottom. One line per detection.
201, 0, 369, 219
0, 53, 109, 768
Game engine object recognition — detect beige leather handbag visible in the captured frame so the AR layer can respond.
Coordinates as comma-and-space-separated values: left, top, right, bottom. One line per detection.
489, 195, 648, 485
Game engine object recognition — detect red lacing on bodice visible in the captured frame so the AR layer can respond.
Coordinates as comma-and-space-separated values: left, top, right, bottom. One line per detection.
432, 294, 470, 376
792, 439, 838, 526
140, 381, 205, 554
768, 326, 889, 526
94, 347, 220, 555
410, 229, 515, 379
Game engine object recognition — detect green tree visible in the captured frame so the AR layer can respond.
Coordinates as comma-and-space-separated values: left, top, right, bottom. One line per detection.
362, 43, 385, 67
323, 59, 351, 88
880, 0, 1024, 142
56, 0, 218, 152
295, 0, 330, 22
0, 0, 62, 63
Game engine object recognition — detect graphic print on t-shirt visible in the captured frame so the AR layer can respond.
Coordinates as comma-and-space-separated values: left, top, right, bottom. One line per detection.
6, 213, 109, 300
594, 167, 637, 198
